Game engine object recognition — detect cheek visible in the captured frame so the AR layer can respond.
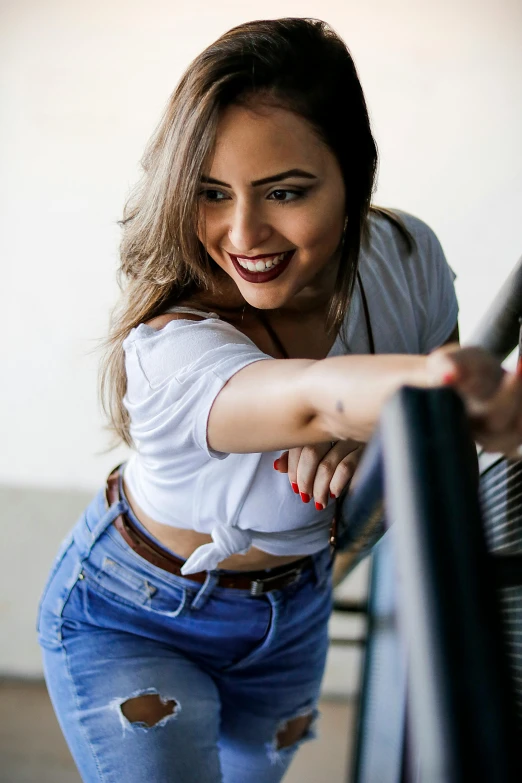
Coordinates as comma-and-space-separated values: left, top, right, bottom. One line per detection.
296, 214, 343, 256
197, 209, 223, 248
284, 194, 344, 254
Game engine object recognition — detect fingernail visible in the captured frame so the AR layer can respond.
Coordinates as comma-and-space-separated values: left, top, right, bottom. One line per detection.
330, 491, 336, 499
273, 459, 279, 470
516, 360, 522, 377
300, 492, 310, 503
442, 371, 456, 384
315, 501, 324, 511
291, 482, 299, 494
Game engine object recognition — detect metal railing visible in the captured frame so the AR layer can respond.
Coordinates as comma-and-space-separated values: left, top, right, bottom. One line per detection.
337, 255, 522, 782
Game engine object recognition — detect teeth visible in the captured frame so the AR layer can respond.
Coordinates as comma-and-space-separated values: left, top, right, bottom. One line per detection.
237, 252, 289, 272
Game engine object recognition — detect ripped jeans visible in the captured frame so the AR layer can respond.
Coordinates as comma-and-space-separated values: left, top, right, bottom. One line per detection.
37, 484, 333, 783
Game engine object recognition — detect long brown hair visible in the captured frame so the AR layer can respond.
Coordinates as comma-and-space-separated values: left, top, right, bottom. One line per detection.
101, 18, 384, 446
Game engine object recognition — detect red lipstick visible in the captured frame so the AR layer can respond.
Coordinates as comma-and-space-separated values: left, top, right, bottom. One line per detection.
227, 250, 295, 284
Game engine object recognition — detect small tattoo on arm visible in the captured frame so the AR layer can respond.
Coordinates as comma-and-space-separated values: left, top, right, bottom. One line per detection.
336, 400, 344, 413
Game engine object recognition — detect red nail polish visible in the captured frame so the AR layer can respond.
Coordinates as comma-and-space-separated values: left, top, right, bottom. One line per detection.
315, 501, 324, 511
442, 371, 456, 384
291, 482, 299, 494
273, 459, 279, 470
300, 492, 310, 503
330, 491, 336, 499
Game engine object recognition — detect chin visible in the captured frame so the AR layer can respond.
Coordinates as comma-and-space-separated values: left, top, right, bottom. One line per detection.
248, 294, 293, 313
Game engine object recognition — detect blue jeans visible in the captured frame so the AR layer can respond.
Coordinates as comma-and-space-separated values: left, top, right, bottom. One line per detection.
37, 480, 334, 782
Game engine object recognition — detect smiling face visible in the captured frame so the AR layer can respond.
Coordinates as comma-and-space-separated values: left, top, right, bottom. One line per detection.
197, 103, 346, 312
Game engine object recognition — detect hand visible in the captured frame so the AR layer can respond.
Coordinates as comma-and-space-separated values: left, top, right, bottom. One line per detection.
274, 440, 363, 510
427, 344, 522, 455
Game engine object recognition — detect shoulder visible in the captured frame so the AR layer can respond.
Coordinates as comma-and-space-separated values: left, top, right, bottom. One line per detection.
123, 311, 267, 390
366, 207, 450, 283
145, 312, 206, 331
359, 208, 457, 352
369, 207, 441, 252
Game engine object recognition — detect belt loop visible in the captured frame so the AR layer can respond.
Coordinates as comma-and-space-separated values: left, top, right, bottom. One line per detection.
73, 464, 127, 559
189, 571, 219, 610
116, 466, 125, 504
73, 498, 127, 559
96, 500, 127, 546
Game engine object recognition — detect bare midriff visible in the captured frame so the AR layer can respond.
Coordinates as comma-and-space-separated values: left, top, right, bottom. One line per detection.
122, 479, 309, 572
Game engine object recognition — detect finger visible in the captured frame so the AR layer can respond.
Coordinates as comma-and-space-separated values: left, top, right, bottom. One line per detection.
295, 443, 332, 503
473, 371, 522, 433
474, 429, 522, 455
427, 345, 505, 400
287, 446, 304, 494
472, 374, 522, 453
328, 452, 359, 500
274, 451, 289, 473
310, 443, 360, 510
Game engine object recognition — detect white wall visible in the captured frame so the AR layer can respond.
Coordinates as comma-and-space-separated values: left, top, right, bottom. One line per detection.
1, 0, 521, 678
2, 0, 521, 490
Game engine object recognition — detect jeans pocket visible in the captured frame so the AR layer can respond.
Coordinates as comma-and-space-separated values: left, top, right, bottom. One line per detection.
221, 593, 276, 671
81, 555, 188, 619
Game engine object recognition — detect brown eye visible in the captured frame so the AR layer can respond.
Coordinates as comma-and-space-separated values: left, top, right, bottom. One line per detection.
268, 189, 304, 203
199, 189, 228, 202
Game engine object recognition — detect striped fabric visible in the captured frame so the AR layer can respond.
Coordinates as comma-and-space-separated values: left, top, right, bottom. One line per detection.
479, 455, 522, 726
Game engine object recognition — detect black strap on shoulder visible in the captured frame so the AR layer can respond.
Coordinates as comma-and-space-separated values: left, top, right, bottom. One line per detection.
255, 310, 290, 359
357, 270, 375, 356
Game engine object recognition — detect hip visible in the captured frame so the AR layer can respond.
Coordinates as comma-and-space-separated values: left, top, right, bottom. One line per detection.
37, 484, 334, 670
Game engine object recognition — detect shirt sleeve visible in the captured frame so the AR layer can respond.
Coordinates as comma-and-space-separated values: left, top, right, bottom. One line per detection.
396, 212, 459, 353
123, 318, 272, 461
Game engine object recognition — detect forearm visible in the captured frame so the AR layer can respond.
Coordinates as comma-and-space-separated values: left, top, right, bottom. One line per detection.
209, 346, 516, 455
302, 354, 430, 443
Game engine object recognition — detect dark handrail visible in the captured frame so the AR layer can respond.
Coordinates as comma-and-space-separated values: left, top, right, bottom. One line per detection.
469, 254, 522, 360
346, 387, 520, 782
382, 386, 520, 781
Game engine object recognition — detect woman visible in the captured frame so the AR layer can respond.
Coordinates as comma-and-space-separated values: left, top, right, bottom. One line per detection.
37, 18, 522, 783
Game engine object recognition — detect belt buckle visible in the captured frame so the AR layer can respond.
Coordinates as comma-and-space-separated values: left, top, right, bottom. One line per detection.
250, 566, 303, 596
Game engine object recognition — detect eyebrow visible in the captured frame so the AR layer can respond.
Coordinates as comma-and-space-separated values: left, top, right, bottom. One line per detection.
200, 169, 318, 188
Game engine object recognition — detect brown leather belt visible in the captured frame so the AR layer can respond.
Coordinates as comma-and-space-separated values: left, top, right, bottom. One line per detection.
107, 468, 314, 595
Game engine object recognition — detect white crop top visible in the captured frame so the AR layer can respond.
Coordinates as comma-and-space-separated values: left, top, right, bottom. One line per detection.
122, 210, 459, 574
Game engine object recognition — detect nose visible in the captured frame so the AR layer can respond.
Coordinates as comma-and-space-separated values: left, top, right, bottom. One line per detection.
227, 199, 272, 253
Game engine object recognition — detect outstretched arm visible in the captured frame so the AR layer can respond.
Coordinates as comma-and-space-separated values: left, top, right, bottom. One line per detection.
208, 331, 522, 457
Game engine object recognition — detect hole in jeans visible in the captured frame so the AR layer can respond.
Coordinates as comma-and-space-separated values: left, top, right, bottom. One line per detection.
120, 693, 178, 728
275, 712, 313, 749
